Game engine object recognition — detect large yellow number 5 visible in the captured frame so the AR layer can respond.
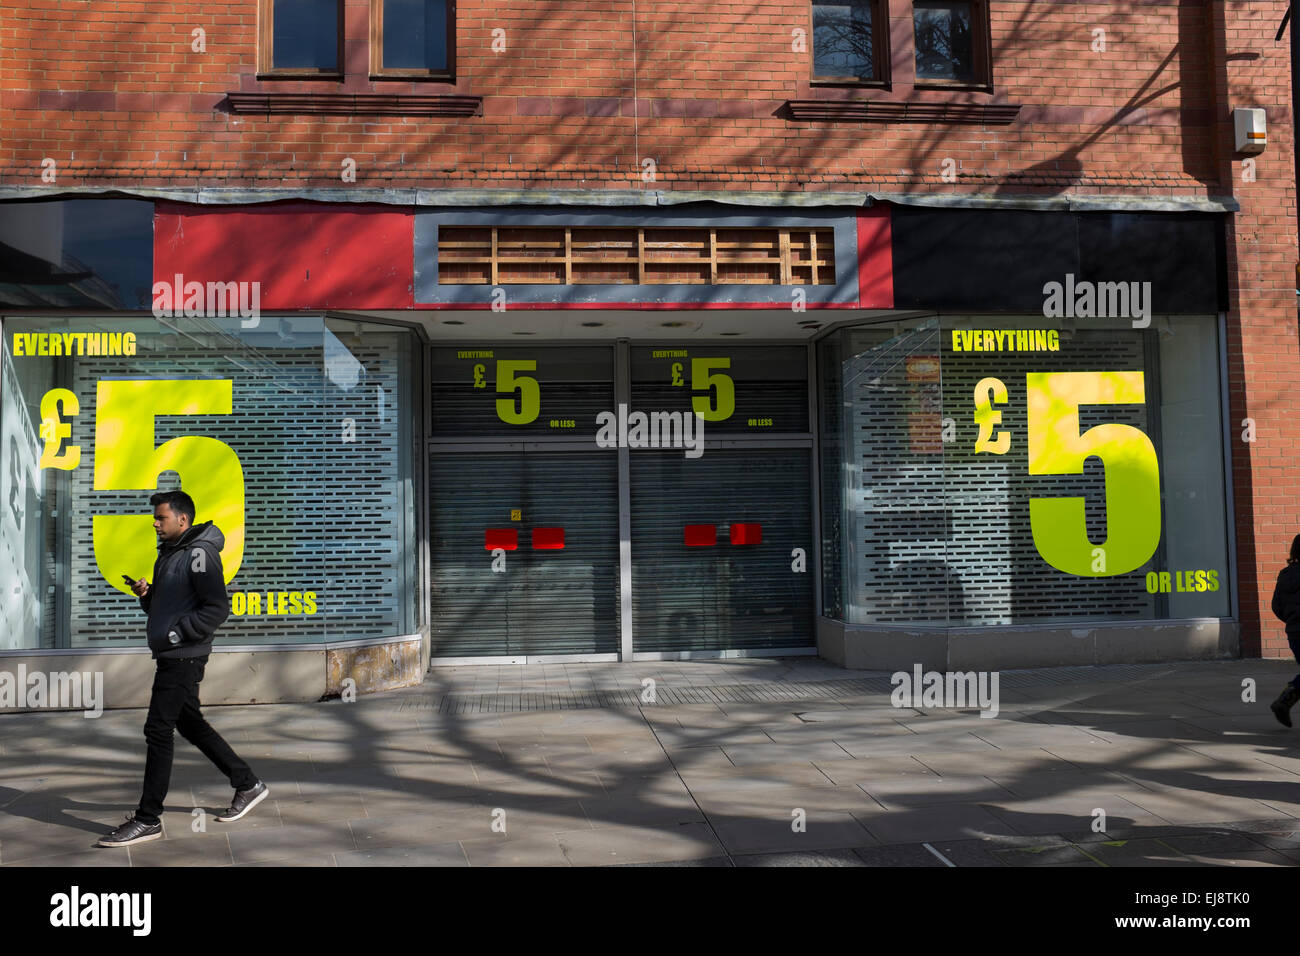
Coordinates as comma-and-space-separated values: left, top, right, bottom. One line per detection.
1026, 371, 1160, 577
93, 380, 245, 594
691, 358, 735, 421
496, 360, 540, 424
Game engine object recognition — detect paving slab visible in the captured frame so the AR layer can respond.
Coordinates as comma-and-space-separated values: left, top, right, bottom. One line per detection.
0, 823, 112, 863
555, 822, 725, 865
859, 775, 1018, 810
694, 784, 880, 816
678, 763, 836, 792
349, 808, 488, 848
811, 756, 939, 786
356, 790, 485, 818
910, 750, 1078, 777
764, 723, 918, 745
226, 822, 357, 865
580, 795, 706, 828
594, 775, 696, 802
985, 770, 1144, 799
272, 794, 369, 822
721, 742, 853, 765
459, 834, 570, 866
126, 837, 233, 866
981, 793, 1171, 836
334, 843, 469, 866
835, 731, 1000, 758
711, 812, 875, 854
2, 847, 134, 867
851, 804, 1023, 845
1119, 785, 1299, 827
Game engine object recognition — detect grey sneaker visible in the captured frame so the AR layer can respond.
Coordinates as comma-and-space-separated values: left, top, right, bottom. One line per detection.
215, 781, 268, 823
1271, 685, 1300, 728
98, 814, 162, 847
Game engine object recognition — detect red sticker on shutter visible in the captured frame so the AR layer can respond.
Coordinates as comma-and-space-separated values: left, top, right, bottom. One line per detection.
532, 527, 565, 550
730, 523, 762, 545
684, 524, 717, 547
485, 529, 518, 550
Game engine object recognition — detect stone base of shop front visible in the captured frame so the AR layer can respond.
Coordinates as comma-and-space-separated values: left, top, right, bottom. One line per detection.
0, 634, 423, 711
818, 617, 1239, 672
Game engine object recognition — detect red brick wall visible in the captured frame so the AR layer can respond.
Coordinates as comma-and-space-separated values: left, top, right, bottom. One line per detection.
1216, 1, 1299, 661
0, 0, 1217, 191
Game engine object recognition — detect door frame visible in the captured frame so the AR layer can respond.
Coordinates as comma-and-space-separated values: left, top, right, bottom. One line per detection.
426, 336, 820, 664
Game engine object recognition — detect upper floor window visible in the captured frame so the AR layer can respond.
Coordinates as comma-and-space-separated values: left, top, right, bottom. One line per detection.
259, 0, 343, 75
372, 0, 453, 77
811, 0, 888, 84
913, 0, 990, 87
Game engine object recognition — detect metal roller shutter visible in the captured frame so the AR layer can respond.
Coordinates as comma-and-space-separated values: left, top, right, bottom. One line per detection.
65, 324, 416, 646
429, 450, 619, 657
841, 322, 1159, 626
630, 448, 814, 653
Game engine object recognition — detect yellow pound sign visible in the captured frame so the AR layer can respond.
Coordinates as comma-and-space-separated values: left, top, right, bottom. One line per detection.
473, 364, 486, 388
973, 377, 1011, 455
670, 362, 684, 386
38, 388, 81, 470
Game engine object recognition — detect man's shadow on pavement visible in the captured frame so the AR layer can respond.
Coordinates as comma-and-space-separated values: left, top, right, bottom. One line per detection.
0, 784, 148, 840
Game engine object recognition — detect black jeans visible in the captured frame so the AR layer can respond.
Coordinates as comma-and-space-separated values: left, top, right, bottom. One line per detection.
1289, 634, 1300, 692
135, 656, 258, 826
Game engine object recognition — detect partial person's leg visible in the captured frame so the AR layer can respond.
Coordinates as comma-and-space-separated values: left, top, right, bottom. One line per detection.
1270, 633, 1300, 727
1290, 633, 1300, 690
175, 657, 258, 791
136, 660, 193, 825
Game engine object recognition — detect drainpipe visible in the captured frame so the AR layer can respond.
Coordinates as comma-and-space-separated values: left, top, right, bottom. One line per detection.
1277, 4, 1300, 299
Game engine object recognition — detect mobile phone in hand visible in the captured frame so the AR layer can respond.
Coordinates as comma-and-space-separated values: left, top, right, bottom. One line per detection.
122, 574, 136, 586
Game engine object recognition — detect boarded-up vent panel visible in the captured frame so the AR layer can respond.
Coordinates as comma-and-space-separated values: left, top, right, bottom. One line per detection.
437, 226, 836, 286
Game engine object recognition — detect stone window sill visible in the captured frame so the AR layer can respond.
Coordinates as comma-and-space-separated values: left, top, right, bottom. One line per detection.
224, 92, 482, 116
784, 99, 1020, 124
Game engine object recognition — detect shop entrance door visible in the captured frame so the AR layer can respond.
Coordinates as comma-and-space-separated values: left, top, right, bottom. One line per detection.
627, 345, 815, 654
428, 342, 815, 661
429, 347, 620, 659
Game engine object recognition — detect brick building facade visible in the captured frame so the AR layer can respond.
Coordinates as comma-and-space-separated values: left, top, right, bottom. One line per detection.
0, 0, 1295, 702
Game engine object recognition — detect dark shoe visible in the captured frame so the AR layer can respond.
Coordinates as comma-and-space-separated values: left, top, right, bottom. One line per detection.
215, 781, 268, 823
98, 814, 162, 847
1270, 686, 1300, 728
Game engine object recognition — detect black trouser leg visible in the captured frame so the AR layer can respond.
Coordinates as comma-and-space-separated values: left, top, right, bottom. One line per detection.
135, 658, 199, 826
175, 659, 258, 792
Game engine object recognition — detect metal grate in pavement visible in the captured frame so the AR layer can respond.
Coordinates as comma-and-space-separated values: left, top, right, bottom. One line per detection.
401, 678, 893, 714
392, 661, 1271, 714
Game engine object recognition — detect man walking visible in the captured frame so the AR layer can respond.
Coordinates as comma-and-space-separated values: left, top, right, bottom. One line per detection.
99, 490, 268, 847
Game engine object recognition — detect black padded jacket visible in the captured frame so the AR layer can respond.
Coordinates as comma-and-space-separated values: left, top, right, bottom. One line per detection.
138, 521, 229, 659
1271, 563, 1300, 639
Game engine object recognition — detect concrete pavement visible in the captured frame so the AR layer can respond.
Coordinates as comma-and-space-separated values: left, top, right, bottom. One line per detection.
2, 657, 1300, 866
